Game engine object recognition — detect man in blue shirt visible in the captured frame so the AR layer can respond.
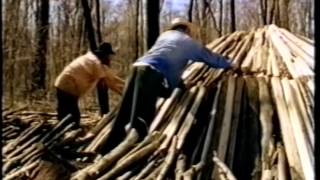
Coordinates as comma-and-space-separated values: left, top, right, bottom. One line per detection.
103, 18, 235, 152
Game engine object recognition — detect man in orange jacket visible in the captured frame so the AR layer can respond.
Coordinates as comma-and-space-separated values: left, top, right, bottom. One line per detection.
54, 42, 124, 127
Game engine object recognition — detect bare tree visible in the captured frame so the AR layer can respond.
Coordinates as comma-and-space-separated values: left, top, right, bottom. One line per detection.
134, 0, 140, 60
260, 0, 290, 29
278, 0, 290, 29
188, 0, 194, 22
218, 0, 223, 36
32, 0, 49, 90
146, 0, 160, 49
81, 0, 97, 50
96, 0, 110, 115
260, 0, 267, 25
96, 0, 102, 43
230, 0, 236, 32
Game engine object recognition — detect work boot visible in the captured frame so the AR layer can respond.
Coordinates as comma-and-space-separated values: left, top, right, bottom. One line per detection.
131, 117, 149, 141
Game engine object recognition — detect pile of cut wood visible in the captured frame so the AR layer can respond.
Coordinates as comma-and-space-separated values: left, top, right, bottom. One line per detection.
2, 24, 314, 180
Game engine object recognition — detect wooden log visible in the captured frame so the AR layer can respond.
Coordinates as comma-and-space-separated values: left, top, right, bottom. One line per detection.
184, 63, 206, 85
240, 47, 255, 73
276, 26, 315, 69
156, 97, 166, 113
4, 160, 40, 180
258, 77, 274, 169
226, 77, 244, 167
306, 78, 315, 100
213, 31, 245, 53
213, 153, 237, 180
269, 44, 280, 77
281, 78, 314, 180
40, 114, 72, 143
221, 39, 239, 57
3, 142, 42, 174
277, 143, 288, 180
289, 79, 314, 149
227, 39, 246, 60
270, 77, 304, 179
188, 66, 210, 86
159, 86, 198, 151
72, 129, 139, 180
59, 129, 83, 146
149, 88, 183, 133
266, 45, 273, 76
89, 108, 118, 137
205, 69, 225, 87
7, 134, 41, 159
277, 27, 314, 59
196, 83, 222, 180
182, 162, 205, 180
259, 44, 269, 73
292, 56, 314, 77
156, 136, 177, 180
267, 27, 299, 78
133, 160, 156, 180
20, 143, 44, 164
144, 162, 163, 180
295, 79, 314, 129
233, 31, 254, 68
251, 47, 263, 73
296, 33, 314, 45
116, 171, 134, 180
176, 86, 206, 150
97, 135, 164, 180
278, 33, 314, 70
182, 62, 204, 81
2, 106, 27, 117
175, 154, 186, 180
84, 120, 113, 153
118, 132, 161, 165
206, 34, 229, 50
215, 75, 236, 162
240, 29, 263, 73
46, 122, 76, 148
212, 75, 236, 178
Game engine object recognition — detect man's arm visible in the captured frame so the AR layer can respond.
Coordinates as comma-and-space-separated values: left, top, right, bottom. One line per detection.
101, 66, 125, 95
194, 43, 233, 69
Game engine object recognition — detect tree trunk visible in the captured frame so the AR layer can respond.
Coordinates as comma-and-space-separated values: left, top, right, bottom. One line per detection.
81, 0, 97, 51
134, 0, 140, 60
146, 0, 160, 49
278, 0, 290, 29
96, 0, 109, 115
260, 0, 267, 25
139, 0, 144, 54
230, 0, 236, 32
188, 0, 194, 22
95, 0, 102, 43
32, 0, 49, 90
199, 0, 205, 42
218, 0, 223, 36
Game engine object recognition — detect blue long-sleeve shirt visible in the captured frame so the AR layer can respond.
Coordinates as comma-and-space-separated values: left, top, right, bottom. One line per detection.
134, 30, 231, 89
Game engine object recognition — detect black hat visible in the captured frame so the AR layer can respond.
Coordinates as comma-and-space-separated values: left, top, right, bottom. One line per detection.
94, 42, 115, 55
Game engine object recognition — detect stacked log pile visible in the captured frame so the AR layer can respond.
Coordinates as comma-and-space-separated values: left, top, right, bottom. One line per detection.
2, 24, 314, 180
2, 110, 99, 180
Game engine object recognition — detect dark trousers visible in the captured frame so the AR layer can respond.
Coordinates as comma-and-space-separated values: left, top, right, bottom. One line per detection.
56, 88, 80, 127
103, 66, 170, 152
97, 80, 109, 116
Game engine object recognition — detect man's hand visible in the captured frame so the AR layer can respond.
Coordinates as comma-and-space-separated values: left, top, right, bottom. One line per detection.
230, 64, 242, 75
